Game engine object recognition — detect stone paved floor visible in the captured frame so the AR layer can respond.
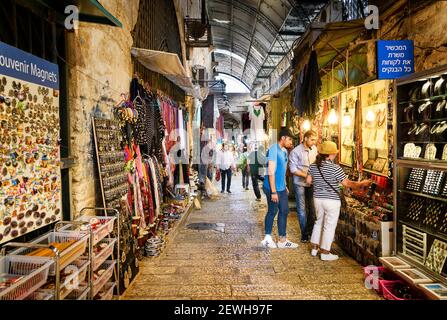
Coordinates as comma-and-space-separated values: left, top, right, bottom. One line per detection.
123, 175, 381, 300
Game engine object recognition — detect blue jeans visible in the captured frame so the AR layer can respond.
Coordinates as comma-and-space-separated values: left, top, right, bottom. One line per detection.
263, 187, 289, 237
293, 184, 316, 241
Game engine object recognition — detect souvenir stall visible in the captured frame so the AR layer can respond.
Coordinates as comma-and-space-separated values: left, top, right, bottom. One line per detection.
290, 78, 395, 267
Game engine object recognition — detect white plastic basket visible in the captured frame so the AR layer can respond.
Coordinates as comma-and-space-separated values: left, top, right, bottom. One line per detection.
95, 282, 116, 300
92, 238, 117, 271
59, 216, 116, 246
25, 289, 54, 300
65, 285, 90, 300
0, 255, 54, 300
91, 260, 116, 297
59, 259, 91, 299
14, 232, 90, 274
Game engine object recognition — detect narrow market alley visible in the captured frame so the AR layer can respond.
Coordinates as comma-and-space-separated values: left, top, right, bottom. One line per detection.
123, 175, 379, 300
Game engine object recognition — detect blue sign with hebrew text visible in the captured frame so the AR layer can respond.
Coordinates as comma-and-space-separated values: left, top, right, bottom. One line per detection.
0, 41, 59, 89
377, 40, 414, 80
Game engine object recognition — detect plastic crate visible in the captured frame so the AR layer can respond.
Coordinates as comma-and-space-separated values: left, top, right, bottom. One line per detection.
363, 266, 396, 294
0, 255, 53, 300
95, 282, 116, 300
92, 238, 117, 271
25, 289, 54, 300
59, 259, 90, 299
90, 260, 116, 297
10, 231, 89, 274
65, 285, 90, 300
63, 216, 116, 246
380, 280, 423, 300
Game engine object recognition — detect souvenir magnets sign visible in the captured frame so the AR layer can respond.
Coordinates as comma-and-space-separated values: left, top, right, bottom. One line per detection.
0, 41, 61, 244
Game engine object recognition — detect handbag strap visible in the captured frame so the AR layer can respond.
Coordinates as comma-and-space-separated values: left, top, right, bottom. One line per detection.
316, 164, 342, 197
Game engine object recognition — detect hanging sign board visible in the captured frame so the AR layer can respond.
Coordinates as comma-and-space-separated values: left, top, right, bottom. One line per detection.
377, 40, 414, 79
0, 41, 61, 244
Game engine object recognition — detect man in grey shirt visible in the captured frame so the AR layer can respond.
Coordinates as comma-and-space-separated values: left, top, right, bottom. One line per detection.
289, 130, 318, 242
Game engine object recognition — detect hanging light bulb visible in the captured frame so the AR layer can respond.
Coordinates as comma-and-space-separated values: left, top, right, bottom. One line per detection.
328, 108, 338, 125
302, 119, 311, 131
366, 109, 376, 122
343, 107, 352, 127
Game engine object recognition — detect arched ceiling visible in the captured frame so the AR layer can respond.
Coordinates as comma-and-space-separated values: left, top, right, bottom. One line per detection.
207, 0, 328, 90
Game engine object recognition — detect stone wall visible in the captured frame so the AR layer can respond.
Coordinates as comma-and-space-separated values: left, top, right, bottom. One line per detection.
380, 1, 447, 71
67, 0, 140, 218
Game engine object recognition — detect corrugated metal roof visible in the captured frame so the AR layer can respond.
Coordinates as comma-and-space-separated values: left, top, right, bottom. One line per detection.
207, 0, 328, 89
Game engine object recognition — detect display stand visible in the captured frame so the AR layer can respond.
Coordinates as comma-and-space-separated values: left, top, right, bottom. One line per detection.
57, 207, 120, 300
390, 65, 447, 295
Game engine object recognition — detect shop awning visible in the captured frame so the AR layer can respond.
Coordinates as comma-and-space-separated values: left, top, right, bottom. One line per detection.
314, 19, 366, 72
34, 0, 122, 27
131, 47, 202, 99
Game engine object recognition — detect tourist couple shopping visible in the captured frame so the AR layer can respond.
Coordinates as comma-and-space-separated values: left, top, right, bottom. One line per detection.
261, 128, 371, 260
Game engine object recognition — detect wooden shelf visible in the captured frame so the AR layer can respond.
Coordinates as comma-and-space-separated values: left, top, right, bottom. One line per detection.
400, 117, 447, 124
398, 94, 447, 105
398, 189, 447, 203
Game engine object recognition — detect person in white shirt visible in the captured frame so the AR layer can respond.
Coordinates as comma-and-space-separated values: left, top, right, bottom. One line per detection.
216, 143, 236, 193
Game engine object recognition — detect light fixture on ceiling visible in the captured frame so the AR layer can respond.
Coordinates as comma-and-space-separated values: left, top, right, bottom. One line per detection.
213, 18, 231, 24
302, 119, 311, 132
328, 107, 338, 125
366, 109, 376, 122
342, 107, 352, 127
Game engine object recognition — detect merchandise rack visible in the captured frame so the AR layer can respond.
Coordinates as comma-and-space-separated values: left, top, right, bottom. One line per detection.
56, 207, 120, 300
390, 64, 447, 291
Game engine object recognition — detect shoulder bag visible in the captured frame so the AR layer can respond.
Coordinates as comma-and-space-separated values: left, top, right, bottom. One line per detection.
316, 165, 348, 211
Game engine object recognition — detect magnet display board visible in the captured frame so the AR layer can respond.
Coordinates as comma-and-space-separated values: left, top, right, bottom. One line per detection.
0, 41, 61, 244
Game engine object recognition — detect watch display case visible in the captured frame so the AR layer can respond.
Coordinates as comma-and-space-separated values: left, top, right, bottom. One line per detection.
394, 65, 447, 287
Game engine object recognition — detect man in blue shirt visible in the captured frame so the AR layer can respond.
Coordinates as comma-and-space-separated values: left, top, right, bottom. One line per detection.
261, 128, 298, 249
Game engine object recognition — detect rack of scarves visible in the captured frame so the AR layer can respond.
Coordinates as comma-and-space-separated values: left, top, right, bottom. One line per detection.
129, 78, 166, 161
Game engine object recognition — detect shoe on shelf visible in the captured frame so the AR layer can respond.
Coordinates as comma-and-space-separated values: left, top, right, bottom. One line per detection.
320, 253, 339, 261
311, 249, 318, 257
277, 240, 298, 249
261, 239, 277, 249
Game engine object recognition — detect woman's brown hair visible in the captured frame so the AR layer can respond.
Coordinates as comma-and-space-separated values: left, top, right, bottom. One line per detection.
316, 153, 329, 168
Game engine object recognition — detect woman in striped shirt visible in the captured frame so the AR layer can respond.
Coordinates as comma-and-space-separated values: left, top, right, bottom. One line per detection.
306, 141, 371, 261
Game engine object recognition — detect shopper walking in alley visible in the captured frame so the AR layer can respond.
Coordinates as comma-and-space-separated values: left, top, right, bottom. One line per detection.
248, 144, 266, 201
261, 128, 298, 249
289, 130, 318, 243
307, 141, 371, 261
238, 146, 250, 190
216, 143, 236, 193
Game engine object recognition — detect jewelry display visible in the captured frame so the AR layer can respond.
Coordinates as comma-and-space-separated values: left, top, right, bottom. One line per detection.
340, 88, 357, 167
405, 168, 427, 192
93, 118, 128, 211
422, 170, 445, 195
405, 197, 426, 222
424, 144, 437, 160
425, 239, 447, 274
402, 225, 427, 263
434, 77, 446, 96
421, 200, 446, 230
421, 80, 433, 98
361, 81, 390, 176
397, 70, 447, 284
435, 100, 446, 112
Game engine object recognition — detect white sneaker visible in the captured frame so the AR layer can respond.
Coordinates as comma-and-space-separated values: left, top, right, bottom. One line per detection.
277, 240, 298, 249
261, 239, 277, 249
320, 253, 339, 261
311, 249, 318, 257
